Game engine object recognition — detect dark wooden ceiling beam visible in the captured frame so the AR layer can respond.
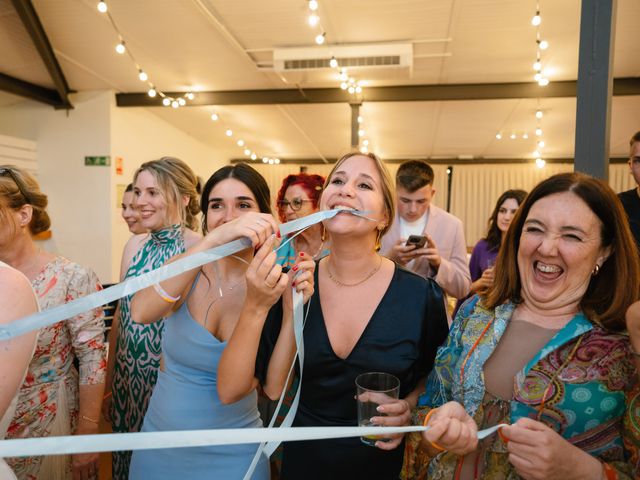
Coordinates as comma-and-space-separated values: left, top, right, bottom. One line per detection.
116, 77, 640, 107
10, 0, 73, 109
0, 72, 66, 108
230, 157, 630, 165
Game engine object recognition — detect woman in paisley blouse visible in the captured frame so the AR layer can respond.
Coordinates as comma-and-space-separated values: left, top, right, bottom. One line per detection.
103, 157, 201, 479
402, 172, 640, 480
0, 165, 106, 480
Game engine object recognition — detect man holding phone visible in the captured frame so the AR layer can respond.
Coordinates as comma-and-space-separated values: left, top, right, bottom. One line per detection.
380, 160, 470, 305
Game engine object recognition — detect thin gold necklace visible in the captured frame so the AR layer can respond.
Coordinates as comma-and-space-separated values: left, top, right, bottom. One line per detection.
326, 255, 382, 287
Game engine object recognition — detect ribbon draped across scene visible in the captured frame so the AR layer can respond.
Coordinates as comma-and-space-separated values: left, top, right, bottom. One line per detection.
0, 208, 508, 473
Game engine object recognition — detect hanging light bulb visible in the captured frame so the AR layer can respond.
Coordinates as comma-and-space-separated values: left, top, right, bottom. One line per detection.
536, 158, 546, 168
534, 73, 542, 81
262, 157, 269, 164
531, 12, 541, 26
537, 140, 546, 148
138, 70, 148, 82
535, 110, 543, 119
171, 100, 179, 108
362, 139, 369, 146
533, 150, 541, 157
340, 82, 348, 90
185, 92, 195, 100
115, 42, 126, 54
357, 116, 363, 124
522, 133, 529, 139
339, 70, 348, 81
274, 158, 281, 164
348, 86, 355, 94
308, 13, 320, 26
225, 129, 233, 137
97, 1, 107, 13
510, 133, 517, 140
360, 146, 368, 154
250, 153, 257, 160
358, 129, 365, 137
495, 133, 502, 140
162, 98, 171, 106
535, 128, 543, 136
210, 113, 219, 121
355, 85, 362, 93
244, 148, 251, 156
268, 158, 275, 165
308, 0, 319, 11
539, 40, 549, 50
315, 32, 326, 45
147, 88, 157, 98
237, 139, 245, 147
538, 77, 550, 86
178, 98, 186, 106
329, 57, 338, 68
533, 61, 542, 71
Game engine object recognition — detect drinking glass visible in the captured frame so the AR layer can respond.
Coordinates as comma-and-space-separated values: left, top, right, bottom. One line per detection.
355, 372, 400, 446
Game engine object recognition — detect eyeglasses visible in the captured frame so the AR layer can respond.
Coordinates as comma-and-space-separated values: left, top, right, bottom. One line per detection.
277, 197, 313, 211
0, 167, 32, 204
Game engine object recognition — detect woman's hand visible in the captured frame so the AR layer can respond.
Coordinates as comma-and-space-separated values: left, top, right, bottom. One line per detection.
245, 235, 288, 312
204, 212, 280, 249
368, 397, 412, 450
282, 252, 315, 310
72, 419, 100, 479
502, 417, 603, 480
422, 401, 478, 455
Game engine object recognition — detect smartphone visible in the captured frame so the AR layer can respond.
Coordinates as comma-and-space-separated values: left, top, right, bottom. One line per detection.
406, 235, 427, 249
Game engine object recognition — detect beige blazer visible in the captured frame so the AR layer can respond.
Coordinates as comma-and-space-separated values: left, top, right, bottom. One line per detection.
380, 204, 471, 299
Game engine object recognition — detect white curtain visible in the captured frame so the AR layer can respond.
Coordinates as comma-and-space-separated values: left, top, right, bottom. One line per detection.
249, 161, 634, 248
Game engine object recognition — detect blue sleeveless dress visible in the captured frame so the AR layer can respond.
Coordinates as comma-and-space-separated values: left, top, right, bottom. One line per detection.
129, 280, 269, 479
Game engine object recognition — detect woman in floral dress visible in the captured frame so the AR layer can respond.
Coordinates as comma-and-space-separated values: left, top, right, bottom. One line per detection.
0, 165, 106, 480
103, 157, 201, 479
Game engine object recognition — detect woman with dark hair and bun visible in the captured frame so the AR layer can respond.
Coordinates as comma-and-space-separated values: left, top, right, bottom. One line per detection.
276, 173, 328, 268
105, 156, 202, 479
127, 163, 314, 479
0, 165, 106, 480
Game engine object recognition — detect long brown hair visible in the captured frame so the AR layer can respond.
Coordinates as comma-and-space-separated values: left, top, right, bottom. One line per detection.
484, 172, 640, 330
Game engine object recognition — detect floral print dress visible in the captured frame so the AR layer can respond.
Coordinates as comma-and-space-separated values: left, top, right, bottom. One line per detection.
6, 256, 106, 480
110, 225, 185, 480
402, 296, 640, 480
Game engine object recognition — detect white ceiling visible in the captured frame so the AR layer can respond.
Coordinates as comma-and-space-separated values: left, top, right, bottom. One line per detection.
1, 0, 639, 162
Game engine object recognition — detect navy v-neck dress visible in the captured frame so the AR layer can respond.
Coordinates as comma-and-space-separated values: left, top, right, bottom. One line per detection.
280, 264, 449, 479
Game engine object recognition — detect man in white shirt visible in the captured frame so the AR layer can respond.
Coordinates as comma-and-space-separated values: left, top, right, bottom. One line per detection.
380, 160, 471, 300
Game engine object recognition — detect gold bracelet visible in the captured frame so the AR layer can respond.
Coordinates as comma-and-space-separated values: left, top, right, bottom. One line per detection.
153, 283, 181, 303
80, 415, 99, 424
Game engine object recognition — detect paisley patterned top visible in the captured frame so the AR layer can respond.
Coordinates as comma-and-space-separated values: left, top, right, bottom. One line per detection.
402, 296, 640, 480
7, 256, 106, 479
110, 225, 185, 480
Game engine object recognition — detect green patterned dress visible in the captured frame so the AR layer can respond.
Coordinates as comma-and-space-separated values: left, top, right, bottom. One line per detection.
110, 225, 185, 479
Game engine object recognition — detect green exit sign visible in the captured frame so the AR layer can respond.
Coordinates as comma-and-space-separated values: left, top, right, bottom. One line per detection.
85, 156, 111, 166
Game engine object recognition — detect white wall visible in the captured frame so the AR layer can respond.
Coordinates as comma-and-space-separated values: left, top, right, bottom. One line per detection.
0, 91, 225, 283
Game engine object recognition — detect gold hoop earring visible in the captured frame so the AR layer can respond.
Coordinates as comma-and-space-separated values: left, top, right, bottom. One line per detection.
592, 264, 600, 276
375, 228, 383, 251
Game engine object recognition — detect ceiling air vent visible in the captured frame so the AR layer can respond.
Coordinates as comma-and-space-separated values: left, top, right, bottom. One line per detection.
273, 43, 412, 72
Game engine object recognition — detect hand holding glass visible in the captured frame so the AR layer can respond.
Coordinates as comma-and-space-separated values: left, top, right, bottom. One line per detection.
356, 372, 400, 446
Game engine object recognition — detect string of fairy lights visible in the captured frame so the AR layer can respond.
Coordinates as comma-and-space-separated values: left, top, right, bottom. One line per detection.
495, 1, 550, 168
96, 0, 280, 165
304, 0, 372, 153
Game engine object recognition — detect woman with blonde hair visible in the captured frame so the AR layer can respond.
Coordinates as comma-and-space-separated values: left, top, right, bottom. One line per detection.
0, 165, 106, 480
104, 156, 202, 479
220, 153, 449, 479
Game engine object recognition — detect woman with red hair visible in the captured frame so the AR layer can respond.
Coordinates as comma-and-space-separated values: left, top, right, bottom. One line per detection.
276, 173, 328, 268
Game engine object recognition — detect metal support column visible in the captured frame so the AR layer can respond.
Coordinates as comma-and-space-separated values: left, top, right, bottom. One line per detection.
350, 103, 361, 149
574, 0, 617, 179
